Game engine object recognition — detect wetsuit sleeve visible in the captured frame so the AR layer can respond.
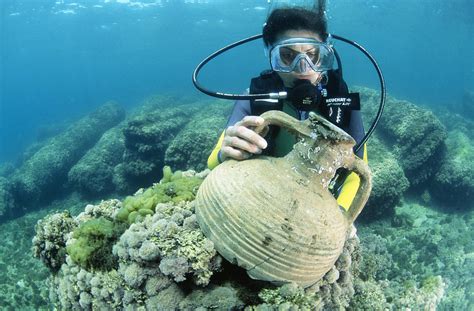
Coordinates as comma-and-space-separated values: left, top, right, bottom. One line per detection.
207, 131, 225, 170
226, 99, 252, 127
207, 99, 252, 170
337, 110, 368, 211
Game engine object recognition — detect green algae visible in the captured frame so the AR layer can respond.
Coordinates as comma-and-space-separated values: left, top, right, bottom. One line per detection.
66, 217, 126, 270
116, 166, 203, 224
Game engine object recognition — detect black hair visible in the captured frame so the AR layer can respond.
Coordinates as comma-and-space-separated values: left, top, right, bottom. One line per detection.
263, 7, 328, 47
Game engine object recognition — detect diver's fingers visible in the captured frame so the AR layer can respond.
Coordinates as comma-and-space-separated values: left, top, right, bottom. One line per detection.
223, 135, 263, 155
226, 125, 268, 150
236, 115, 265, 128
220, 145, 251, 161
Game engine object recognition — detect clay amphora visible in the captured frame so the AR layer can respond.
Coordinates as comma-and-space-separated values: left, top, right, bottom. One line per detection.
195, 110, 372, 287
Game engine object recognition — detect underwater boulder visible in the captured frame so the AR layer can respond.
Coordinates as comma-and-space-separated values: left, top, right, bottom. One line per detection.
430, 130, 474, 209
68, 124, 126, 197
0, 177, 15, 220
360, 134, 409, 221
164, 100, 232, 172
117, 97, 201, 192
9, 102, 125, 216
359, 87, 447, 188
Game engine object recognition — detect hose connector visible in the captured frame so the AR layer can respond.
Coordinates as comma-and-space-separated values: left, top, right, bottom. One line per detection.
269, 91, 287, 99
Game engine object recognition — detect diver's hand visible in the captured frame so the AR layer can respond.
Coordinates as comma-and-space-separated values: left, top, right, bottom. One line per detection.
220, 116, 268, 161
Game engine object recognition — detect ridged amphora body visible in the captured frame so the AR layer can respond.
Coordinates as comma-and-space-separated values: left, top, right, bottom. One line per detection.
195, 110, 372, 287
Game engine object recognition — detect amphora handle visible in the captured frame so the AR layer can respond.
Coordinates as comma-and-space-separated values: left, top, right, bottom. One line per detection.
345, 157, 372, 224
254, 110, 313, 139
255, 110, 355, 144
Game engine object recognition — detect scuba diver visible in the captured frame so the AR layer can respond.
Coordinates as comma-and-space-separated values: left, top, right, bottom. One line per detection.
196, 0, 384, 212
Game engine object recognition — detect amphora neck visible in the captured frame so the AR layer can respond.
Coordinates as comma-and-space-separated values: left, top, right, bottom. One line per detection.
286, 133, 354, 189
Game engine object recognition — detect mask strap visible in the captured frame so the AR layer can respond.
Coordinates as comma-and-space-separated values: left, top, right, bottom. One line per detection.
264, 46, 269, 57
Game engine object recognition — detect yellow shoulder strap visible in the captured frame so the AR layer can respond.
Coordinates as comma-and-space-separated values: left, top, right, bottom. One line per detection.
336, 144, 368, 211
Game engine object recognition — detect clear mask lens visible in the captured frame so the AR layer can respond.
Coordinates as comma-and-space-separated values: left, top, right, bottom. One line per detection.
269, 38, 334, 73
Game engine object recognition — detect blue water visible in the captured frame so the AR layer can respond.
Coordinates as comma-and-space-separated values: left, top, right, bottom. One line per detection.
1, 0, 473, 162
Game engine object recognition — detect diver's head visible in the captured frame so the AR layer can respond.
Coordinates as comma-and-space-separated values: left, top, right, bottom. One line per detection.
263, 7, 328, 47
263, 7, 332, 87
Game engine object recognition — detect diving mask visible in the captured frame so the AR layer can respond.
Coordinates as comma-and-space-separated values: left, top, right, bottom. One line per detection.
269, 38, 334, 74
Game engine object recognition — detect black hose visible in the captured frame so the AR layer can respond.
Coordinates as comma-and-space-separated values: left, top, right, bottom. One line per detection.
331, 35, 386, 153
192, 34, 281, 100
